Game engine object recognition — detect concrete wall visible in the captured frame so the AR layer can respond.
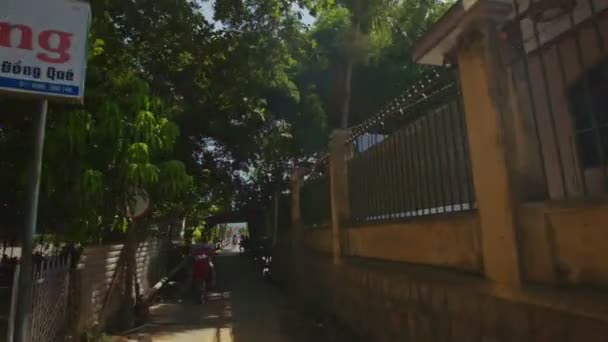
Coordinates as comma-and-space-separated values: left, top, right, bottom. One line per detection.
70, 240, 167, 335
520, 202, 608, 288
291, 252, 608, 342
302, 228, 332, 255
343, 213, 482, 272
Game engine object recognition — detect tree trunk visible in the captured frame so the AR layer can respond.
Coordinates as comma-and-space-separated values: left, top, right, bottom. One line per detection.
340, 59, 354, 129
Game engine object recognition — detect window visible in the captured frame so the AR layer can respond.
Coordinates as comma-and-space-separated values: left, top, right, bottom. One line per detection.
569, 59, 608, 169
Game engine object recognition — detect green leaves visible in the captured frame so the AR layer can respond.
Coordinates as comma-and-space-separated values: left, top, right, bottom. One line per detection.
0, 0, 452, 244
158, 160, 193, 196
135, 109, 156, 145
89, 38, 105, 60
157, 118, 180, 152
126, 143, 161, 186
99, 102, 123, 141
80, 169, 104, 202
127, 143, 151, 164
63, 110, 93, 155
127, 163, 160, 187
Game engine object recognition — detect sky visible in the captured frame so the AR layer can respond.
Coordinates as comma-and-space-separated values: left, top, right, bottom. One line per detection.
199, 1, 316, 28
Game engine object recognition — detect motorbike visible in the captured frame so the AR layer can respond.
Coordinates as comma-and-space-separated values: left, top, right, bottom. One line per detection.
239, 237, 249, 255
191, 246, 217, 304
261, 254, 272, 280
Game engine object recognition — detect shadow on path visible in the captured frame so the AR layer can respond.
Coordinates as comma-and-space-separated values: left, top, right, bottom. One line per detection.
124, 250, 354, 342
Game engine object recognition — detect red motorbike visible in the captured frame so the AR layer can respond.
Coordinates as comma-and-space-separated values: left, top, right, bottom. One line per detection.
191, 248, 216, 304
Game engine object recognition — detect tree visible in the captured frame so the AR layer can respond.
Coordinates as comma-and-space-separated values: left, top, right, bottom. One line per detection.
332, 0, 392, 128
305, 0, 452, 128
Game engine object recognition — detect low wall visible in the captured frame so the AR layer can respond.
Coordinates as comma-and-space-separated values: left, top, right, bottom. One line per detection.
70, 240, 167, 335
519, 201, 608, 288
303, 228, 332, 255
291, 253, 608, 342
344, 212, 482, 272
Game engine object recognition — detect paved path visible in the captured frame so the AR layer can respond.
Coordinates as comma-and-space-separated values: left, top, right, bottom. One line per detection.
124, 249, 353, 342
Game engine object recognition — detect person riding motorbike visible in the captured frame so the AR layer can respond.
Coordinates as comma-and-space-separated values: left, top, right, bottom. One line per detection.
191, 243, 217, 303
239, 235, 249, 254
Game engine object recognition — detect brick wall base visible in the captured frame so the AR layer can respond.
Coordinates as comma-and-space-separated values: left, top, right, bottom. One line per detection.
289, 253, 608, 342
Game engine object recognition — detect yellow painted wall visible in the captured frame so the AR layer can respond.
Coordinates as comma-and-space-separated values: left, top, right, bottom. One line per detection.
520, 201, 608, 287
343, 213, 482, 272
303, 228, 333, 254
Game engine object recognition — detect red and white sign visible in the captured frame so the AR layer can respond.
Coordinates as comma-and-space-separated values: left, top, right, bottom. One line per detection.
0, 0, 91, 101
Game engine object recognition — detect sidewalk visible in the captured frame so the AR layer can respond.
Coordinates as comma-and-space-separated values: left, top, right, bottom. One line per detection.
117, 250, 356, 342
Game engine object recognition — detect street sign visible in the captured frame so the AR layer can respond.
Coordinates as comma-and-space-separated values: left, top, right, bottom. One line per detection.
2, 1, 92, 340
0, 0, 91, 102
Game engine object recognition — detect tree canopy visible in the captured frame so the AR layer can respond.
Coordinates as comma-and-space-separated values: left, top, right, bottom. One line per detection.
0, 0, 453, 242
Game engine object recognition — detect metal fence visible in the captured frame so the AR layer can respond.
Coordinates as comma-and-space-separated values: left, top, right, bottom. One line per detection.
1, 245, 18, 341
347, 68, 475, 223
1, 239, 75, 342
31, 255, 71, 342
503, 0, 608, 199
300, 160, 332, 227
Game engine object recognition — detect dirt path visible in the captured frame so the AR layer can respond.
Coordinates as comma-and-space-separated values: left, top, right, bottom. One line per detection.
124, 250, 354, 342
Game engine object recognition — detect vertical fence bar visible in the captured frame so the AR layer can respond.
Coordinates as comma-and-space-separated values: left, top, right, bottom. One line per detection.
383, 133, 391, 219
422, 112, 435, 214
447, 99, 461, 211
363, 137, 372, 221
375, 133, 382, 219
408, 122, 417, 217
429, 108, 442, 213
455, 87, 475, 208
360, 142, 367, 221
438, 104, 453, 211
367, 135, 374, 221
384, 134, 392, 220
405, 115, 414, 217
426, 115, 436, 214
384, 133, 392, 219
368, 136, 376, 220
351, 143, 359, 223
354, 154, 362, 222
406, 123, 417, 217
388, 133, 398, 219
395, 128, 406, 218
414, 118, 425, 215
358, 148, 365, 222
415, 118, 426, 216
378, 135, 387, 220
350, 155, 360, 221
347, 157, 354, 223
402, 124, 413, 217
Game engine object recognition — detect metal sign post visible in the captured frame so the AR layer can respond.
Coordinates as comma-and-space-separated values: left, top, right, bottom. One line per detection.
1, 0, 91, 340
14, 100, 48, 342
7, 264, 21, 342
